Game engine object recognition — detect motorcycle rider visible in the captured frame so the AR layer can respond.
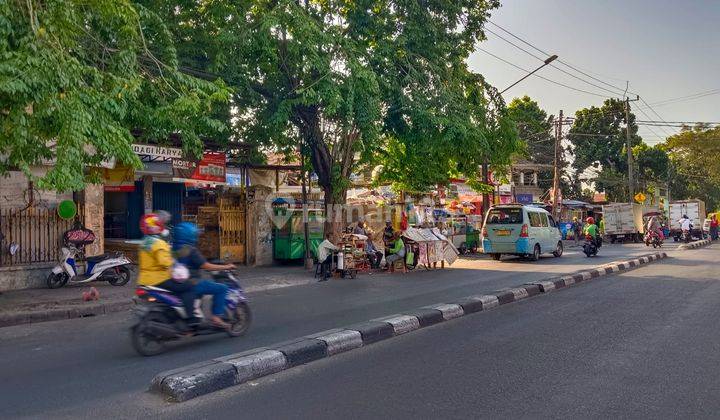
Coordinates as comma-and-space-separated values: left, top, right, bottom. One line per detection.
678, 214, 693, 241
137, 214, 196, 322
172, 222, 235, 329
583, 217, 600, 247
646, 215, 664, 241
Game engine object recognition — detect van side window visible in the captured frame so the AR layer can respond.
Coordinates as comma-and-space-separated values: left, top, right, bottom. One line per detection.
529, 212, 542, 227
548, 215, 557, 228
540, 214, 549, 227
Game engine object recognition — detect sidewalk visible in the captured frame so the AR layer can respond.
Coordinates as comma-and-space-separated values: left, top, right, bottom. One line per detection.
0, 265, 316, 328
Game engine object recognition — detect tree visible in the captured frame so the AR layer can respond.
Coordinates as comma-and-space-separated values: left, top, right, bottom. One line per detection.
664, 125, 720, 210
507, 95, 557, 192
567, 98, 642, 201
634, 143, 670, 193
507, 96, 553, 164
146, 0, 509, 234
0, 0, 229, 192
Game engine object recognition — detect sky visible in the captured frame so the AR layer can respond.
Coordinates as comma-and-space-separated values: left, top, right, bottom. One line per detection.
468, 0, 720, 145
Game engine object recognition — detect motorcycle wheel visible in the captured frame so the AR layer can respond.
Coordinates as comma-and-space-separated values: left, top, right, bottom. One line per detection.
108, 266, 131, 286
227, 302, 252, 337
47, 272, 69, 289
131, 312, 168, 356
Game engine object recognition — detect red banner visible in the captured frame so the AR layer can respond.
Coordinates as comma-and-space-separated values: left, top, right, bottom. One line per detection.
172, 152, 226, 183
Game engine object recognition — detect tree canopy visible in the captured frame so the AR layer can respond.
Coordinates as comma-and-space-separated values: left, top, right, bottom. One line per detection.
147, 0, 517, 207
664, 125, 720, 210
0, 0, 229, 192
566, 98, 642, 201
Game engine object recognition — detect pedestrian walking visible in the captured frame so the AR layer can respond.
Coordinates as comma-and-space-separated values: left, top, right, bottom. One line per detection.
572, 217, 582, 246
710, 214, 718, 241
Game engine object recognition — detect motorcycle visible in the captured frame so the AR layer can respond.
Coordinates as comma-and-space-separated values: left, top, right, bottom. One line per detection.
47, 227, 132, 289
682, 224, 694, 243
583, 234, 599, 257
644, 231, 664, 248
130, 268, 252, 356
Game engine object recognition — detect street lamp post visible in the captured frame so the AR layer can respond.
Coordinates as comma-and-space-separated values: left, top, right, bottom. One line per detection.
499, 55, 558, 95
482, 54, 558, 219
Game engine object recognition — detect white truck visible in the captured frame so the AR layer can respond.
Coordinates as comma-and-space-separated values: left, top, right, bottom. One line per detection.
602, 203, 646, 243
669, 199, 706, 241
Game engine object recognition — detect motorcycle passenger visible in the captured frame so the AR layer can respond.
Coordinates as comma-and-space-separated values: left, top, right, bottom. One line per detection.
678, 215, 693, 241
172, 222, 235, 329
646, 216, 664, 241
583, 217, 600, 247
137, 214, 196, 321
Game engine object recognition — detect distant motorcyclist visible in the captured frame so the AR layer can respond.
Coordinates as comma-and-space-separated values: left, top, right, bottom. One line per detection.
646, 216, 665, 240
583, 217, 600, 247
172, 222, 235, 329
678, 215, 692, 232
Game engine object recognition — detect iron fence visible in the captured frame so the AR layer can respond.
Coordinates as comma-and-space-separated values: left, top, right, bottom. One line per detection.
0, 207, 79, 266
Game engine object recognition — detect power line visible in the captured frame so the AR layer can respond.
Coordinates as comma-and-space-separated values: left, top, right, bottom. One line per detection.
486, 21, 634, 97
641, 88, 720, 107
484, 28, 627, 97
476, 48, 612, 98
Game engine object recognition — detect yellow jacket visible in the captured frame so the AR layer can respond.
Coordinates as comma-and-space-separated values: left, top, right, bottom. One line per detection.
137, 237, 173, 286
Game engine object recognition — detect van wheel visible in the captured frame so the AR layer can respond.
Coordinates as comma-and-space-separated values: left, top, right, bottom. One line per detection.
491, 253, 501, 261
530, 244, 540, 261
553, 241, 563, 257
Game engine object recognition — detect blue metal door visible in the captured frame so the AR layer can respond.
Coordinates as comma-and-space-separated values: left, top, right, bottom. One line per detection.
126, 181, 144, 239
153, 182, 185, 225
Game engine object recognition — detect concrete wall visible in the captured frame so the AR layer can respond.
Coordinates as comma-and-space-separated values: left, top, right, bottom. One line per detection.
0, 263, 54, 291
0, 169, 72, 209
247, 186, 275, 266
82, 184, 104, 257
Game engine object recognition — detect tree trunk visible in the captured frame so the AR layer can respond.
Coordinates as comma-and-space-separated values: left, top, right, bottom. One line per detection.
293, 105, 348, 241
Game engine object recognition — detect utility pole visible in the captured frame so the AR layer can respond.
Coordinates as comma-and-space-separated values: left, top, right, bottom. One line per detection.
300, 141, 312, 270
625, 95, 640, 203
552, 110, 563, 218
482, 157, 489, 218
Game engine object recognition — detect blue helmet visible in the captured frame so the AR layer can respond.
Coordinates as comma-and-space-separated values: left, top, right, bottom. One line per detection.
173, 222, 200, 249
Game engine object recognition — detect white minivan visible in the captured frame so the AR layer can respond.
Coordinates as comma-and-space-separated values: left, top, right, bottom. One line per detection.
482, 204, 563, 261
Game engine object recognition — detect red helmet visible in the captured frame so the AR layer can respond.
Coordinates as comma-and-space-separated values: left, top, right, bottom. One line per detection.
140, 213, 165, 235
586, 217, 595, 224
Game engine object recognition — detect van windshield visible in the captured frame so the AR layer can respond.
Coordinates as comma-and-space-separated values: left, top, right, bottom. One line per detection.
487, 208, 524, 225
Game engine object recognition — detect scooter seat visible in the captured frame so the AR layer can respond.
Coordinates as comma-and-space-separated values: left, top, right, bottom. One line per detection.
86, 255, 107, 263
139, 285, 173, 294
86, 252, 122, 263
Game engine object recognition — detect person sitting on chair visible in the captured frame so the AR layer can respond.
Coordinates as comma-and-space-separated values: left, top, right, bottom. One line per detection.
384, 232, 406, 273
317, 233, 339, 282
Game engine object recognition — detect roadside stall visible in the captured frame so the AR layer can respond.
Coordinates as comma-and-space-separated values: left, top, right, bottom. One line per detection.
402, 227, 459, 270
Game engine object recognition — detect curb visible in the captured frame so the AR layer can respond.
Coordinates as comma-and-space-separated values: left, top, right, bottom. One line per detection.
678, 239, 712, 250
0, 277, 317, 329
0, 300, 133, 328
151, 251, 669, 402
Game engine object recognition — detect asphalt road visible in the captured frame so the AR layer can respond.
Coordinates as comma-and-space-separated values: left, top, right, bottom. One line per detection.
160, 245, 720, 419
0, 243, 680, 418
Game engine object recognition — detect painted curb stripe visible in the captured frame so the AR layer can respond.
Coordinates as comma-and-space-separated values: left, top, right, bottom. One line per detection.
374, 315, 421, 335
348, 321, 395, 344
430, 304, 465, 320
478, 295, 500, 310
454, 296, 485, 314
313, 330, 363, 356
494, 290, 515, 305
405, 308, 444, 327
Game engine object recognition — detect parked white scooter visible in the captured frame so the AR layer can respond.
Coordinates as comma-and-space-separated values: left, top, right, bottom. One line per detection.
47, 226, 132, 289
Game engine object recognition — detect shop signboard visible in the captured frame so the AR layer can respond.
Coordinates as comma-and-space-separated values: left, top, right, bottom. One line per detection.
103, 165, 135, 192
516, 193, 533, 204
132, 144, 183, 160
172, 152, 226, 183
